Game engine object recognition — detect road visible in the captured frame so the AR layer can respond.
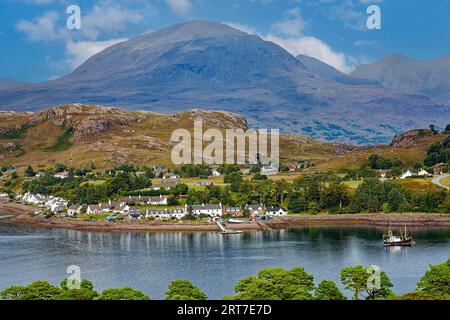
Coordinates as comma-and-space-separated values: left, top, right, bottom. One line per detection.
432, 174, 450, 191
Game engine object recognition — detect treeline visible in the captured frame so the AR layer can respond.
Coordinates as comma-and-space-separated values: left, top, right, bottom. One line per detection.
21, 171, 153, 205
186, 175, 449, 214
2, 258, 448, 300
425, 136, 450, 167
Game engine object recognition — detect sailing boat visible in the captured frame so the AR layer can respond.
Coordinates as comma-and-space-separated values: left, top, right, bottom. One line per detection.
383, 225, 415, 247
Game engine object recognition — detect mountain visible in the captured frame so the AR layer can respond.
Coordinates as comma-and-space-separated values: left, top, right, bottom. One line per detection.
1, 20, 450, 145
0, 78, 27, 90
351, 54, 450, 100
296, 55, 377, 85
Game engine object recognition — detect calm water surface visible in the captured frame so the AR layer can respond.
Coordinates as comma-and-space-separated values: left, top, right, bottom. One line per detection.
0, 216, 449, 299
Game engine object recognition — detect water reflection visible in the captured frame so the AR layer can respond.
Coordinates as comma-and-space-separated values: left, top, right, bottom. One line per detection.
0, 222, 449, 299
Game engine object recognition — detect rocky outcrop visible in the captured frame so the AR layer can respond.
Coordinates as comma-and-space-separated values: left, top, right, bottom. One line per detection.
174, 109, 248, 130
390, 129, 434, 147
0, 141, 20, 151
28, 104, 145, 140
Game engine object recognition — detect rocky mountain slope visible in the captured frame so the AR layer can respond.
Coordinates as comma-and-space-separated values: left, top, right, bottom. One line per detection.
351, 54, 450, 101
1, 21, 450, 145
0, 104, 350, 170
296, 55, 377, 85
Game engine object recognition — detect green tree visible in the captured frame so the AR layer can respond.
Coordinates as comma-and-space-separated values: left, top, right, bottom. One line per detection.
287, 192, 308, 213
96, 287, 151, 300
224, 172, 243, 192
226, 267, 315, 300
1, 281, 61, 300
25, 165, 36, 177
340, 265, 368, 300
416, 258, 450, 298
165, 279, 207, 300
445, 124, 450, 133
319, 182, 350, 211
341, 265, 393, 300
314, 280, 346, 300
350, 178, 383, 212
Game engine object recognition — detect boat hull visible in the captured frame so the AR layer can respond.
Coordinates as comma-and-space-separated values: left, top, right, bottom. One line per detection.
383, 238, 414, 247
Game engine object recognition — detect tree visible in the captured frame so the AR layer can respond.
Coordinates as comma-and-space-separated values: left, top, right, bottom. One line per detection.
340, 265, 393, 300
59, 278, 98, 300
25, 165, 36, 177
226, 267, 315, 300
416, 258, 450, 298
319, 182, 350, 211
350, 178, 384, 213
252, 173, 268, 181
165, 280, 207, 300
287, 192, 308, 213
224, 172, 243, 192
315, 280, 346, 300
167, 195, 179, 206
430, 124, 439, 135
445, 124, 450, 133
96, 287, 151, 300
340, 266, 368, 300
1, 281, 61, 300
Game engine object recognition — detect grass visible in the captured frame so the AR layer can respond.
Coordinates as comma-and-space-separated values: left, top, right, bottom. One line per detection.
43, 127, 73, 152
342, 180, 362, 190
441, 176, 450, 188
80, 180, 107, 186
398, 178, 440, 193
1, 124, 35, 140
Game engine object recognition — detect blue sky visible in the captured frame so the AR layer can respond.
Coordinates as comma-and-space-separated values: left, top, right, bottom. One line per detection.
1, 0, 450, 82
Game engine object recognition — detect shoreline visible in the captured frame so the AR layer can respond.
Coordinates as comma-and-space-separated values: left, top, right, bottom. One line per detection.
1, 203, 450, 233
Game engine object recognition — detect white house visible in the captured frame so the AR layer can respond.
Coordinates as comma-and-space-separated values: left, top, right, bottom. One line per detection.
261, 165, 278, 176
87, 205, 102, 214
22, 192, 46, 206
186, 203, 223, 217
400, 170, 413, 179
245, 204, 266, 216
418, 169, 429, 176
148, 195, 169, 205
0, 193, 9, 202
53, 171, 69, 179
266, 207, 288, 216
145, 208, 185, 220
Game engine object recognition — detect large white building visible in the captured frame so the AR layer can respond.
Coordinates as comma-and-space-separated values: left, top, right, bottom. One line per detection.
186, 203, 223, 217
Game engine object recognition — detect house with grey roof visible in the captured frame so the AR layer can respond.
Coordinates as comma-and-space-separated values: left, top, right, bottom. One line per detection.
186, 203, 223, 217
266, 207, 288, 216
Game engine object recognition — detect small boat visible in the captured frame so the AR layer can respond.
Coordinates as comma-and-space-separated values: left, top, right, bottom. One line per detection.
220, 230, 244, 235
383, 225, 415, 247
227, 219, 245, 224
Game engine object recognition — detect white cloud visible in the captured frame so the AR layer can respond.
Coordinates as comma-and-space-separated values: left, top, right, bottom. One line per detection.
266, 35, 352, 73
166, 0, 192, 15
16, 11, 62, 42
271, 8, 307, 37
225, 8, 353, 73
15, 0, 55, 4
15, 1, 145, 76
223, 22, 258, 35
80, 2, 143, 40
327, 0, 384, 31
64, 38, 128, 70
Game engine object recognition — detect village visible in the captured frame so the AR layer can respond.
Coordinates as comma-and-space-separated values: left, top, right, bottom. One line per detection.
10, 165, 289, 224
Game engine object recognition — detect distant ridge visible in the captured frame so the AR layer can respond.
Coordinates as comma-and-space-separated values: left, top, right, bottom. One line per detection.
351, 54, 450, 100
1, 20, 450, 145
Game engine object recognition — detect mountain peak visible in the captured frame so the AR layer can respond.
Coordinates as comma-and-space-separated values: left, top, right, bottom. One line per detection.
129, 20, 249, 47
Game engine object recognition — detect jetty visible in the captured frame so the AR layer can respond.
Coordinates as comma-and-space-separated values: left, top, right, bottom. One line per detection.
215, 221, 243, 235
